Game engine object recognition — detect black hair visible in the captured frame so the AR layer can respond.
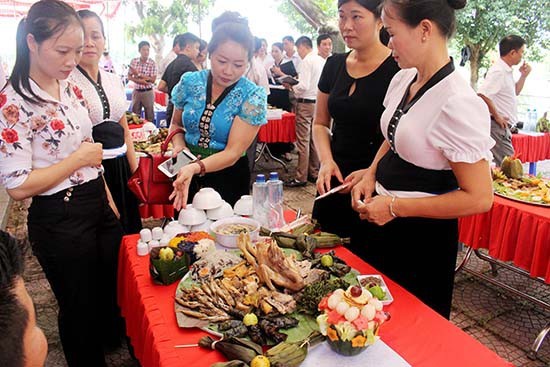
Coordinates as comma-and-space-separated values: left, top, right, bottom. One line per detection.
282, 35, 295, 43
172, 34, 182, 48
0, 231, 27, 367
499, 35, 526, 57
338, 0, 390, 45
8, 0, 83, 105
382, 0, 467, 39
138, 40, 150, 51
317, 34, 332, 46
253, 37, 263, 53
208, 11, 254, 61
76, 9, 105, 37
199, 39, 208, 52
272, 42, 284, 52
296, 36, 313, 49
176, 32, 200, 50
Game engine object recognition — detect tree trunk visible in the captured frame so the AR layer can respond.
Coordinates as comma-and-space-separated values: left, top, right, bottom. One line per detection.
288, 0, 345, 53
468, 44, 481, 90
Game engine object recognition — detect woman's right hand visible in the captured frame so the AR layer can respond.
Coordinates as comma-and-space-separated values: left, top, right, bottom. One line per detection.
75, 142, 103, 167
351, 168, 376, 212
316, 160, 344, 195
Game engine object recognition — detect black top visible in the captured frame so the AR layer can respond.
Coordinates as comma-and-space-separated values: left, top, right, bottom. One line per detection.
162, 54, 198, 97
318, 52, 399, 176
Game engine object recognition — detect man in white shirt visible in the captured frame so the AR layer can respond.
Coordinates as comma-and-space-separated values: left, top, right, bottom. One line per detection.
478, 35, 531, 165
282, 35, 301, 71
316, 34, 333, 59
285, 36, 326, 187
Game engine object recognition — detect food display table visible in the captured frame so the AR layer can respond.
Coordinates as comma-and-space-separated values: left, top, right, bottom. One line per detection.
458, 195, 550, 357
118, 235, 513, 367
512, 132, 550, 175
255, 112, 296, 170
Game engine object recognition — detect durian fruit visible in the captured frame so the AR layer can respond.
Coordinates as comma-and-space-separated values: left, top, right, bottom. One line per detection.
501, 155, 523, 179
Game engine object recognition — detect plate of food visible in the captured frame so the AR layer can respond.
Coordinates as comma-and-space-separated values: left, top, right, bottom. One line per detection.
174, 234, 359, 345
357, 274, 394, 306
492, 168, 550, 207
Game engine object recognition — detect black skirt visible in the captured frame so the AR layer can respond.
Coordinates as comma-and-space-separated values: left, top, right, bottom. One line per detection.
352, 216, 458, 319
188, 155, 250, 207
102, 155, 142, 234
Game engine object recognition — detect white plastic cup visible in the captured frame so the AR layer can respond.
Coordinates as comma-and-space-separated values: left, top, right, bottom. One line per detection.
140, 228, 152, 243
148, 240, 160, 252
160, 234, 170, 247
137, 241, 149, 256
151, 227, 163, 241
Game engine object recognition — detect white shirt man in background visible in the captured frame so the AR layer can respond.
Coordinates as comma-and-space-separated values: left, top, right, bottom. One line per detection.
478, 35, 531, 165
285, 36, 326, 187
316, 34, 333, 59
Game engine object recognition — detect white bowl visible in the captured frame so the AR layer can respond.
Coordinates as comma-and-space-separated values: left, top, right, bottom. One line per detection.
210, 217, 260, 248
206, 201, 234, 220
192, 188, 224, 210
178, 204, 207, 226
233, 195, 253, 216
164, 221, 190, 239
191, 219, 214, 232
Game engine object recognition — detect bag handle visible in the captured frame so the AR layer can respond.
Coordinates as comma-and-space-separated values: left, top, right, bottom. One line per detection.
161, 128, 185, 155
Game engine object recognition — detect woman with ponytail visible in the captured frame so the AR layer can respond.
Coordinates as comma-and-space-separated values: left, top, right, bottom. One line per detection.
351, 0, 494, 318
312, 0, 400, 241
0, 1, 123, 365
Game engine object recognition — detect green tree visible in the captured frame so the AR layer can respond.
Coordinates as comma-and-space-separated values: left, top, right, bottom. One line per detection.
126, 0, 215, 66
454, 0, 549, 88
277, 0, 345, 52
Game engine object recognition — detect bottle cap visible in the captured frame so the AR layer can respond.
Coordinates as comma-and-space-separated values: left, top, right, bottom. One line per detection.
256, 174, 266, 183
269, 172, 279, 181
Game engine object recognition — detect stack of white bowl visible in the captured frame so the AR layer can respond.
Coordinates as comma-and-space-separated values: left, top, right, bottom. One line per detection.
177, 188, 234, 231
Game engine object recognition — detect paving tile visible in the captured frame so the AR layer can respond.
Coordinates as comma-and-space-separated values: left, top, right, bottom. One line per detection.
464, 325, 531, 364
450, 309, 478, 330
453, 277, 519, 322
485, 306, 550, 363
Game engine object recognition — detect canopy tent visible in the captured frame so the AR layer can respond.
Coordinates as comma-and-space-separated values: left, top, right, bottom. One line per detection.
0, 0, 122, 18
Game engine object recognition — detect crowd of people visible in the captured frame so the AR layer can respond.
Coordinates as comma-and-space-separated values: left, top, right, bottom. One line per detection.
0, 0, 537, 365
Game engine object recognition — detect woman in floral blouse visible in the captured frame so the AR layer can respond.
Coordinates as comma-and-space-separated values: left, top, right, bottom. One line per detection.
0, 1, 123, 366
168, 11, 267, 209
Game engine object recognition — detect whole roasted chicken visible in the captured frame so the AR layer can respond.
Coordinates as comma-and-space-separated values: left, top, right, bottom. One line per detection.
237, 233, 305, 292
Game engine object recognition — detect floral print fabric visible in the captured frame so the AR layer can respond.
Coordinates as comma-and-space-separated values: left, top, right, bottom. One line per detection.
171, 70, 267, 151
0, 80, 101, 195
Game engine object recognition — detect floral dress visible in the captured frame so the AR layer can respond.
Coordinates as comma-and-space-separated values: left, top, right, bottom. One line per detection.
0, 80, 101, 195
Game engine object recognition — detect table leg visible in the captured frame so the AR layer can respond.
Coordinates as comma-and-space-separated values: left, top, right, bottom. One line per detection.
255, 142, 289, 171
529, 162, 537, 175
528, 323, 550, 360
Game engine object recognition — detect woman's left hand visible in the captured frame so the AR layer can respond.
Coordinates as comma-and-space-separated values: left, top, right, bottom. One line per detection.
170, 163, 197, 210
356, 195, 394, 226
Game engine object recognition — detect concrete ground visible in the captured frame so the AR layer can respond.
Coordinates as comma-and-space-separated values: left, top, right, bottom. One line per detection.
3, 153, 549, 367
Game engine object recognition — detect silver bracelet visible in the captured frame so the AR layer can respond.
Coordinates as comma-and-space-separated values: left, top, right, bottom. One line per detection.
389, 196, 397, 218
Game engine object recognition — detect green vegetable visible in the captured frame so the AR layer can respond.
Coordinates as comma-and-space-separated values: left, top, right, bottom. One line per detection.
368, 285, 386, 300
321, 254, 333, 267
297, 278, 349, 315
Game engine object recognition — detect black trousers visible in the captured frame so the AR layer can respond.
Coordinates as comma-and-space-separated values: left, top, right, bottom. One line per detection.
28, 177, 124, 367
353, 216, 458, 319
188, 155, 250, 207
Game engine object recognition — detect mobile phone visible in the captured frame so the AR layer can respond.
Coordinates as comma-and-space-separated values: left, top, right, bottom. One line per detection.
157, 149, 198, 178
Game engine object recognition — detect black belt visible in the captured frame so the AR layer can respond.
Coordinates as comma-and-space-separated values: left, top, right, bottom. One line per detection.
296, 98, 316, 104
135, 87, 152, 92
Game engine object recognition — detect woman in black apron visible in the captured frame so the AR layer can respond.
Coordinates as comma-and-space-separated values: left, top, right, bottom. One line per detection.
352, 0, 494, 319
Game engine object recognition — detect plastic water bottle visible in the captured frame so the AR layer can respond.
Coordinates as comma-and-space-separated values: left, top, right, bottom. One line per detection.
528, 108, 538, 131
267, 172, 286, 230
252, 174, 269, 227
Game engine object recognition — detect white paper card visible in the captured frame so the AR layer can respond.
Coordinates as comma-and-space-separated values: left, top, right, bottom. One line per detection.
301, 340, 411, 367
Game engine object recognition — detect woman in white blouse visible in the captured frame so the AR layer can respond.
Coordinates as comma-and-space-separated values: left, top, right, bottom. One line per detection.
351, 0, 494, 318
70, 9, 141, 234
0, 1, 123, 365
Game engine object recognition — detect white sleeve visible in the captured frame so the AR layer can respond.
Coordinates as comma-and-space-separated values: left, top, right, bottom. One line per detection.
429, 93, 494, 163
293, 58, 311, 95
477, 69, 503, 99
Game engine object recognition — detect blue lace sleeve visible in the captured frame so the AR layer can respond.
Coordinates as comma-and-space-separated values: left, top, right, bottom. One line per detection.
171, 72, 194, 110
238, 85, 267, 126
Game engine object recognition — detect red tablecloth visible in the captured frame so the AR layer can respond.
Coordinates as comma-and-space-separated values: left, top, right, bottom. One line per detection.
258, 112, 296, 143
459, 195, 550, 283
512, 133, 550, 163
118, 237, 512, 367
155, 90, 167, 106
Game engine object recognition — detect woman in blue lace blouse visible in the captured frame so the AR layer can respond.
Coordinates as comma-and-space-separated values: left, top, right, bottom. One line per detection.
168, 11, 267, 209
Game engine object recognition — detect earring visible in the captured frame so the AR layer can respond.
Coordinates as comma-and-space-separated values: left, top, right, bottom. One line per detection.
422, 36, 427, 42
